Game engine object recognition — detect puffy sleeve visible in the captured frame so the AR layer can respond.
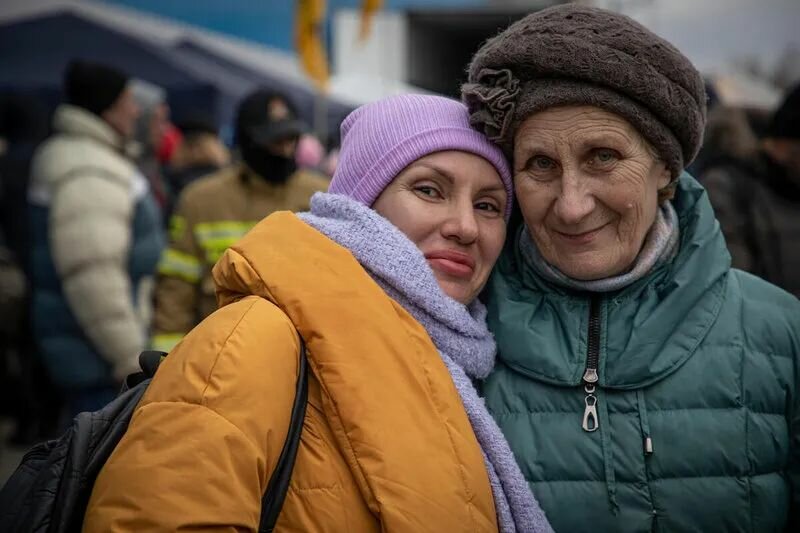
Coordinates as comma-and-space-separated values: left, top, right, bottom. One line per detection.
787, 309, 800, 530
83, 295, 302, 532
50, 171, 144, 379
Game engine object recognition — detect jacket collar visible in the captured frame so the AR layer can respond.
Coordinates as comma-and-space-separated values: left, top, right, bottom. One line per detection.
53, 104, 124, 151
487, 173, 730, 388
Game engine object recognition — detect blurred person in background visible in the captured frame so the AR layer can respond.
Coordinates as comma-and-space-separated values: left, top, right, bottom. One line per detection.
0, 92, 49, 265
696, 104, 761, 268
27, 60, 165, 418
130, 79, 171, 214
157, 121, 182, 168
702, 82, 800, 297
150, 89, 328, 353
0, 92, 62, 444
162, 114, 230, 221
295, 132, 325, 172
0, 216, 29, 442
695, 105, 760, 176
322, 146, 340, 178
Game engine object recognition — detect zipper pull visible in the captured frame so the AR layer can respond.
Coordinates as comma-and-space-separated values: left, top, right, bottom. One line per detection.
582, 384, 599, 432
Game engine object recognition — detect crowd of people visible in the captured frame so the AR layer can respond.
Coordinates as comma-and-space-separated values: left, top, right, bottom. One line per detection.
697, 84, 800, 296
1, 4, 800, 531
0, 60, 332, 440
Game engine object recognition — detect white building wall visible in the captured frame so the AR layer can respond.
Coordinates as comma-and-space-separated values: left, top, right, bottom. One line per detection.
333, 9, 408, 82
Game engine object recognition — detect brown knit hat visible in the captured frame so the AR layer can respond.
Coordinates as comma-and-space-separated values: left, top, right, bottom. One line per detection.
462, 4, 707, 179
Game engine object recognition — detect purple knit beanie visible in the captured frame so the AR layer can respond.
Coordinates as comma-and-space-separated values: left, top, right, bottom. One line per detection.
328, 94, 514, 220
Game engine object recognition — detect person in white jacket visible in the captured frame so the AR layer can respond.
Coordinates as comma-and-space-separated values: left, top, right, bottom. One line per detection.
28, 60, 165, 418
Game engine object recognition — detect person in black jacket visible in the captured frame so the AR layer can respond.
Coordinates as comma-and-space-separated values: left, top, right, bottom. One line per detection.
701, 83, 800, 296
0, 92, 61, 445
0, 92, 49, 267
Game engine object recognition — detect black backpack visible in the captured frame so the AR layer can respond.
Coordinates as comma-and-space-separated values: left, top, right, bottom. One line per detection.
0, 341, 308, 532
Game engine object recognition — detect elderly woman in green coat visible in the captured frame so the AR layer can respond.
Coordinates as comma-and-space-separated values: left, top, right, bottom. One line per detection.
463, 5, 800, 532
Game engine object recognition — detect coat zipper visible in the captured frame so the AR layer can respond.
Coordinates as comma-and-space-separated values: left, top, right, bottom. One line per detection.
582, 296, 602, 432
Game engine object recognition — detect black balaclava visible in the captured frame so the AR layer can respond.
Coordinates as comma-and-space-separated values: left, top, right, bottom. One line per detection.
241, 141, 297, 184
235, 89, 304, 184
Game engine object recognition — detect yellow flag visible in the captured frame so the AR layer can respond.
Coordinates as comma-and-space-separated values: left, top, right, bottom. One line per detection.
295, 0, 329, 90
359, 0, 383, 42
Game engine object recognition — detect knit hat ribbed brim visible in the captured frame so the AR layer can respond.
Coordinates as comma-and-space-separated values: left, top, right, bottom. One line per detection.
328, 94, 514, 220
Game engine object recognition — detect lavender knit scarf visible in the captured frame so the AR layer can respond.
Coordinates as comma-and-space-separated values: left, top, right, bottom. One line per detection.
298, 193, 552, 533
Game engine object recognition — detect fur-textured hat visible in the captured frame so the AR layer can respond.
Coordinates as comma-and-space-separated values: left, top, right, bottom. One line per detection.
462, 4, 707, 179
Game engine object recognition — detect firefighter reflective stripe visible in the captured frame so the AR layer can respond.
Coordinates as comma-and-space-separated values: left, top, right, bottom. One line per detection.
150, 333, 185, 353
169, 214, 187, 242
194, 221, 259, 246
157, 248, 202, 283
194, 221, 259, 264
202, 237, 242, 264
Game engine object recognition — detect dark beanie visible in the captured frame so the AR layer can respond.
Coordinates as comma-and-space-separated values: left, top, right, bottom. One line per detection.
64, 60, 129, 116
175, 114, 219, 138
765, 83, 800, 140
462, 4, 707, 179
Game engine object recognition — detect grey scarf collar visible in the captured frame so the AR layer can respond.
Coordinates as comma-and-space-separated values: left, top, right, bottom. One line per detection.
299, 193, 552, 533
519, 202, 680, 293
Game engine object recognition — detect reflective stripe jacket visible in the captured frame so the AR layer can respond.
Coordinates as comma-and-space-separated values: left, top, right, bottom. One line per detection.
151, 164, 328, 351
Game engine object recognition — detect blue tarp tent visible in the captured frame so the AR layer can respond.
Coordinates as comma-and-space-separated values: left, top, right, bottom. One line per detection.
0, 10, 353, 143
0, 10, 218, 124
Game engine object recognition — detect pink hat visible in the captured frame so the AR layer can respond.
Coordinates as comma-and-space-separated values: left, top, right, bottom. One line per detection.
295, 134, 325, 169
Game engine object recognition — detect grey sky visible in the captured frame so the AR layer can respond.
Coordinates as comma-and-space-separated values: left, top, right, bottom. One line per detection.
616, 0, 800, 73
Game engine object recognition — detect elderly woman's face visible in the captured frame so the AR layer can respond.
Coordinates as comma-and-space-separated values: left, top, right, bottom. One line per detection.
513, 106, 670, 280
373, 151, 508, 304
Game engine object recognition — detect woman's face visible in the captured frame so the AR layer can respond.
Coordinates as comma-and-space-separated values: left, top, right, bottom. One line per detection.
513, 106, 671, 280
373, 150, 508, 304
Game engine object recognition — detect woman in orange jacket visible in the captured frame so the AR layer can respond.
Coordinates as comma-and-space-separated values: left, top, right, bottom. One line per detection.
84, 94, 551, 532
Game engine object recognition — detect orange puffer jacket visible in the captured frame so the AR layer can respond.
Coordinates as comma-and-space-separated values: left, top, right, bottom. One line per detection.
84, 211, 498, 532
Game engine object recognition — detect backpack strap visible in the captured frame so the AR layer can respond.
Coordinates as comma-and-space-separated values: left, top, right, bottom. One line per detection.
120, 351, 167, 393
258, 335, 309, 532
139, 350, 166, 378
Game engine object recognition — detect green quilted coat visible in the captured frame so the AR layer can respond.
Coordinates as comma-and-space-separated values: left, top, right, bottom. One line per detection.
483, 175, 800, 532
